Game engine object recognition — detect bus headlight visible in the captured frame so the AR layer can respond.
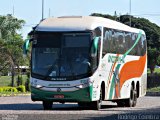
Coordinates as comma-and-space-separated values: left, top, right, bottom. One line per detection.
76, 84, 83, 89
35, 84, 43, 88
75, 83, 89, 89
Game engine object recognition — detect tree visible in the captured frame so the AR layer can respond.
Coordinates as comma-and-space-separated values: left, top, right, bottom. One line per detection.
0, 14, 26, 86
0, 39, 9, 75
148, 47, 160, 74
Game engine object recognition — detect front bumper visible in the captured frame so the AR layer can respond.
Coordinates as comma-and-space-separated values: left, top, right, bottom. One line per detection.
31, 86, 92, 102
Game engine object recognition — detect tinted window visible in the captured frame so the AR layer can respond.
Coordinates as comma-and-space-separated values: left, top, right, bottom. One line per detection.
103, 28, 146, 56
34, 33, 61, 48
64, 34, 90, 47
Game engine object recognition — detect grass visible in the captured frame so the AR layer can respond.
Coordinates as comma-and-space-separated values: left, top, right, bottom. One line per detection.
147, 68, 160, 74
0, 75, 27, 87
154, 68, 160, 73
147, 86, 160, 92
0, 91, 30, 97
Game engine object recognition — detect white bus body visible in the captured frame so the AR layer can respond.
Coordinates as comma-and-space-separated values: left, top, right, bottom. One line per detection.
26, 16, 147, 110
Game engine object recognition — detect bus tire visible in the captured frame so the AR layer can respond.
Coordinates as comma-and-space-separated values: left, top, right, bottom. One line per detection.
90, 87, 102, 110
43, 101, 53, 110
125, 85, 135, 107
132, 89, 137, 107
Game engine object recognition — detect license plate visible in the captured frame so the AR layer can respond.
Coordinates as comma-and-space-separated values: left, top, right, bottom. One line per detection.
54, 95, 64, 98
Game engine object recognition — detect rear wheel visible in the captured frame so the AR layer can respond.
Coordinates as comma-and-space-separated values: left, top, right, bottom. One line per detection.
132, 89, 137, 107
43, 101, 53, 110
125, 85, 137, 107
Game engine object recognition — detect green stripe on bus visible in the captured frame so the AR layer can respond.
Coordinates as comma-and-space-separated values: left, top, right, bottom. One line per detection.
89, 84, 93, 100
109, 64, 121, 99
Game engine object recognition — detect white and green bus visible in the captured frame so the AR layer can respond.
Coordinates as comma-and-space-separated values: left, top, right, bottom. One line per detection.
24, 16, 147, 110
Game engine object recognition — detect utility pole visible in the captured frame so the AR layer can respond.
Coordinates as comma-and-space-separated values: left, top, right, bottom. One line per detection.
12, 0, 14, 16
48, 8, 51, 17
12, 5, 14, 15
129, 0, 132, 26
42, 0, 44, 20
114, 11, 117, 21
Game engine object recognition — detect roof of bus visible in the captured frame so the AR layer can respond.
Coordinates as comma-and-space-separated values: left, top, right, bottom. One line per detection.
35, 16, 145, 34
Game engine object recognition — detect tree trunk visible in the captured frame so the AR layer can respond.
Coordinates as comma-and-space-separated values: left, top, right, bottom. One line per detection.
150, 64, 155, 75
11, 65, 15, 87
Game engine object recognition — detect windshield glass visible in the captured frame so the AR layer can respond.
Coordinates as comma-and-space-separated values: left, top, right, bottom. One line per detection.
32, 32, 91, 80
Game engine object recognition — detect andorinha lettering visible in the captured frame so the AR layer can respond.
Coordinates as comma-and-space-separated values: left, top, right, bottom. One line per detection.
108, 55, 125, 63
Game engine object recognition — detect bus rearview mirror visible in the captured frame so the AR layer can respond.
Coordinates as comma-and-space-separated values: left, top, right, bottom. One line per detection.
23, 39, 30, 56
91, 37, 99, 57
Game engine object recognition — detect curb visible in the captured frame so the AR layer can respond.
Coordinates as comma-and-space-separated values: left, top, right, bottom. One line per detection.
146, 92, 160, 96
0, 93, 31, 97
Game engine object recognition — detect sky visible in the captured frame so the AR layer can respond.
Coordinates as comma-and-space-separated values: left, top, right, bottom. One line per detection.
0, 0, 160, 39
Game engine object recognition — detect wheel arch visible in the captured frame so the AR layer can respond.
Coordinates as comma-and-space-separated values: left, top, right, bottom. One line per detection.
131, 81, 135, 89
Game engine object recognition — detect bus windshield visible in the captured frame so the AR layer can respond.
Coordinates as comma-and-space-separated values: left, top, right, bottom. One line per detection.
31, 32, 91, 80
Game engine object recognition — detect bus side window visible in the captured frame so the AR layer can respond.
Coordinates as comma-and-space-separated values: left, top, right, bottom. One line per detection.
117, 31, 125, 54
134, 33, 140, 56
141, 35, 147, 56
125, 32, 132, 54
103, 28, 111, 56
137, 36, 142, 56
112, 30, 117, 53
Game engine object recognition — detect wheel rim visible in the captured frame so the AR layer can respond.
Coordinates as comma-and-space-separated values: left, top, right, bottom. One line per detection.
133, 90, 137, 107
130, 87, 134, 107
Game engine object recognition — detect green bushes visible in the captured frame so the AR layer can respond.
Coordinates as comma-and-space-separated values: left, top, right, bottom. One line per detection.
16, 85, 26, 92
0, 85, 26, 93
0, 88, 2, 92
25, 71, 30, 91
0, 87, 18, 93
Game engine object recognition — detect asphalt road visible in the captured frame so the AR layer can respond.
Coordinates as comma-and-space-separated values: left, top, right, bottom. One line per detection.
0, 96, 160, 120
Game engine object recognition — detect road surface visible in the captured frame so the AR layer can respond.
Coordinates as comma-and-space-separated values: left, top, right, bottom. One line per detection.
0, 96, 160, 120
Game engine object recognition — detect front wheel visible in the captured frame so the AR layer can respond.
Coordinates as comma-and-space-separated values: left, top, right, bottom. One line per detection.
43, 101, 53, 110
90, 88, 102, 110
